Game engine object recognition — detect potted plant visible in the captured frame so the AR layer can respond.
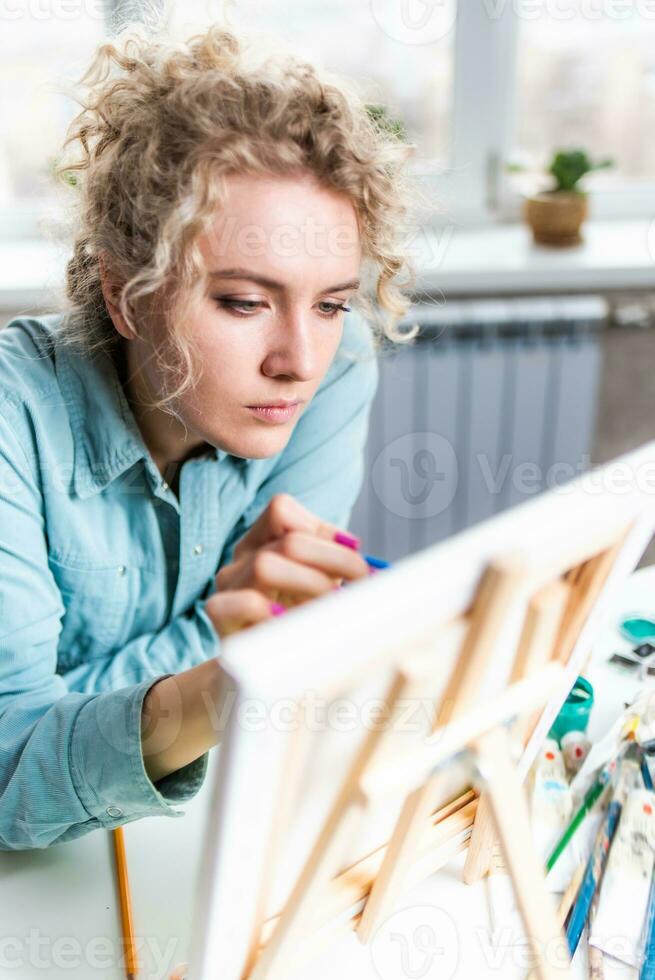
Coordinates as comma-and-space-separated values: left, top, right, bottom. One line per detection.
520, 149, 613, 246
365, 103, 408, 141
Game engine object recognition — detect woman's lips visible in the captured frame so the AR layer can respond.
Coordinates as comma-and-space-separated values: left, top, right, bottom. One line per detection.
246, 402, 301, 423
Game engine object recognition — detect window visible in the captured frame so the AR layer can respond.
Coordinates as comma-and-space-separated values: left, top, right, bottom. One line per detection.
0, 1, 106, 236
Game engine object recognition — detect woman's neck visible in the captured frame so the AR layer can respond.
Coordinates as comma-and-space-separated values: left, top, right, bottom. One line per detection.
112, 338, 211, 480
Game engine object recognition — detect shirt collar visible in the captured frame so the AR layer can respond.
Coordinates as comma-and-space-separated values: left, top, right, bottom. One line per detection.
46, 315, 247, 499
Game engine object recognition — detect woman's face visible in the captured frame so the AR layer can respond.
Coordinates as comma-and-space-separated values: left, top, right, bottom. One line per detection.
133, 171, 362, 463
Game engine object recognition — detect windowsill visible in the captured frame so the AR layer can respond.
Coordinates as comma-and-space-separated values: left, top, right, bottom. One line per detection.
1, 219, 653, 312
414, 218, 655, 297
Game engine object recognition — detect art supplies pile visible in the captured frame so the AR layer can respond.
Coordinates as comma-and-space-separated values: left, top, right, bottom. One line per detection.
527, 686, 655, 975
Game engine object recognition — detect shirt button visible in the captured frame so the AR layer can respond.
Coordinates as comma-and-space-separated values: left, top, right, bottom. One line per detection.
106, 805, 123, 818
117, 565, 127, 576
193, 544, 204, 556
161, 481, 169, 491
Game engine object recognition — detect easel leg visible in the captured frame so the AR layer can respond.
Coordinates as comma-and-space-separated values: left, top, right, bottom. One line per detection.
464, 580, 572, 887
356, 772, 447, 943
462, 790, 495, 884
248, 796, 365, 980
477, 727, 571, 980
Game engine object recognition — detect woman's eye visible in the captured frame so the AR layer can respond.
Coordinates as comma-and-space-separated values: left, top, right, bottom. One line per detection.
214, 298, 263, 316
213, 298, 352, 319
317, 302, 351, 318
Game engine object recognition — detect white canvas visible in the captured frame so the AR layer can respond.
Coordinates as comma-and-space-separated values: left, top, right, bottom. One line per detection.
188, 439, 655, 980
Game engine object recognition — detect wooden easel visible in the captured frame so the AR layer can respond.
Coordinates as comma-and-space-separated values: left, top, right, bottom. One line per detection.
243, 544, 616, 980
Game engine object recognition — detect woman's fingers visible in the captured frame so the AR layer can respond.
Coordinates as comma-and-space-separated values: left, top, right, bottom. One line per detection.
209, 496, 369, 632
215, 550, 337, 608
169, 965, 188, 980
204, 589, 276, 638
262, 531, 369, 582
216, 534, 368, 597
232, 493, 351, 560
247, 550, 337, 601
207, 536, 368, 639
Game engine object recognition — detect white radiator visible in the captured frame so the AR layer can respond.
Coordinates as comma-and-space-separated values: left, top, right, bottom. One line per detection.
349, 295, 606, 562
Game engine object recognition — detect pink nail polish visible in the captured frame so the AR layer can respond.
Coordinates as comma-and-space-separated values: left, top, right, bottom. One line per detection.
334, 531, 361, 550
270, 602, 286, 616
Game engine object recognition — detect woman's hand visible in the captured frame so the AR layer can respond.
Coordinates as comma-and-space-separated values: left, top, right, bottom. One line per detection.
204, 493, 369, 638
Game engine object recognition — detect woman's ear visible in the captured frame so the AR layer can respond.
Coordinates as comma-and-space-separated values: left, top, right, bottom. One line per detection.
98, 251, 136, 340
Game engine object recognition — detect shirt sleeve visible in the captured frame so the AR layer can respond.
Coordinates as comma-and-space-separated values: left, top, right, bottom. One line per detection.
0, 408, 213, 851
58, 596, 219, 694
221, 308, 379, 564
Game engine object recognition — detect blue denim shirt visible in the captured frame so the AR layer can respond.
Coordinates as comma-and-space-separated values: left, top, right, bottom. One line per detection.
0, 309, 378, 849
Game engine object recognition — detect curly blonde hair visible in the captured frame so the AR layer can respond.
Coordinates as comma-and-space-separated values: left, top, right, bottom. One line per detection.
53, 13, 433, 414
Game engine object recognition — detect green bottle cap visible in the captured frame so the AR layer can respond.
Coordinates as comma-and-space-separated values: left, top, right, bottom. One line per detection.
548, 675, 594, 744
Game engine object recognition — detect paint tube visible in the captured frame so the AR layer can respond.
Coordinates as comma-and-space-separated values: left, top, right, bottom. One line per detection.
560, 730, 591, 777
529, 738, 577, 892
589, 787, 655, 967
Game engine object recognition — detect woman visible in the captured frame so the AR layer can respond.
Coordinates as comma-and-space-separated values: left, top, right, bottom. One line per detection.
0, 22, 421, 850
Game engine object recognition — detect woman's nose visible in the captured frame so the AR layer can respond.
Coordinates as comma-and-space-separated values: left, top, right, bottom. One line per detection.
261, 314, 320, 381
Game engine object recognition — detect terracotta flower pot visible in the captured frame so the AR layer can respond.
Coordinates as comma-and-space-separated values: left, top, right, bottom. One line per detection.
523, 191, 588, 247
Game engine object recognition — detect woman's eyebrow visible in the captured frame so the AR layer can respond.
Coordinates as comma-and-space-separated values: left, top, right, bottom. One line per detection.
207, 267, 361, 293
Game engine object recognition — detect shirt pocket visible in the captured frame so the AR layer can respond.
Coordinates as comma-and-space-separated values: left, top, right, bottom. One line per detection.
47, 556, 135, 672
